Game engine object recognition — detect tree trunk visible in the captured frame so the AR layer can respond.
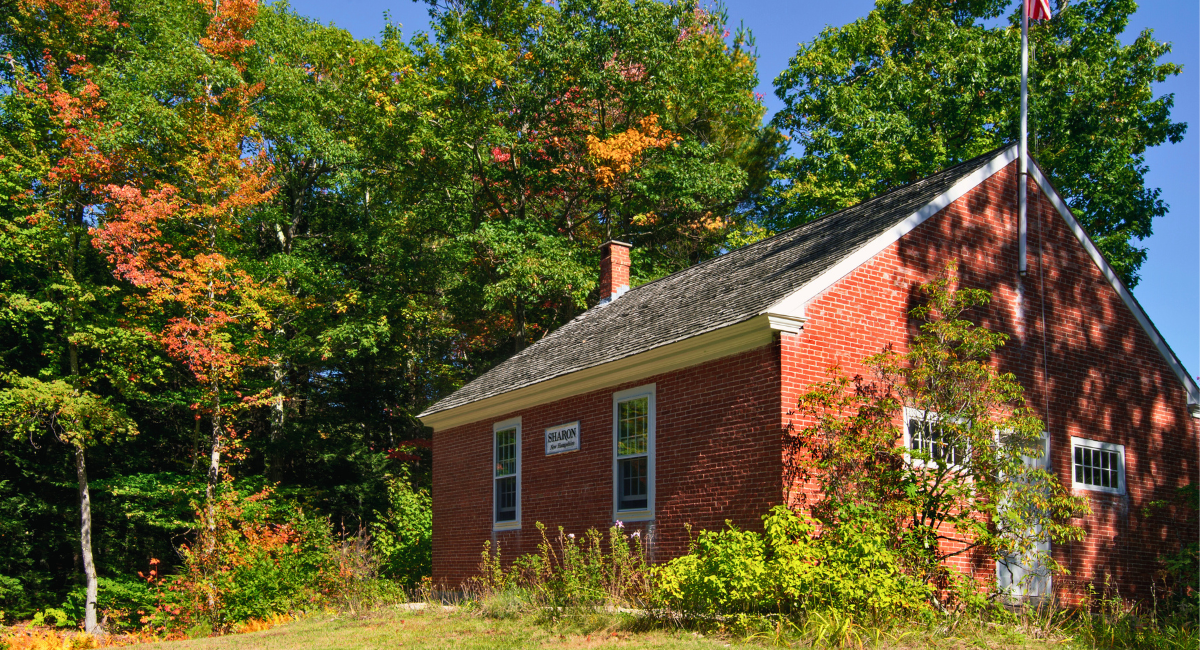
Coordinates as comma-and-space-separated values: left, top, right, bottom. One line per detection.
67, 207, 101, 635
204, 267, 221, 533
267, 357, 285, 483
204, 375, 221, 615
206, 374, 221, 529
75, 446, 102, 636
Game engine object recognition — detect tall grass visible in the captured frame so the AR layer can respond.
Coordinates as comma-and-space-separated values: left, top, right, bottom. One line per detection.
466, 521, 651, 621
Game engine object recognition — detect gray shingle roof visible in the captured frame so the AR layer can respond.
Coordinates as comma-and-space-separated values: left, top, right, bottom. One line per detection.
420, 148, 1007, 418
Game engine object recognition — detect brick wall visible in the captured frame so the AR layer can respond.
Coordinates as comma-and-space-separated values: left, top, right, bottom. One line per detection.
431, 343, 784, 586
784, 160, 1198, 601
432, 159, 1198, 599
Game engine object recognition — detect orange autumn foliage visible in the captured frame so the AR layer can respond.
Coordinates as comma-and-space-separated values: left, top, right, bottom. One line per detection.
585, 114, 677, 189
10, 0, 125, 209
95, 91, 277, 386
86, 0, 281, 504
92, 0, 278, 391
198, 0, 259, 63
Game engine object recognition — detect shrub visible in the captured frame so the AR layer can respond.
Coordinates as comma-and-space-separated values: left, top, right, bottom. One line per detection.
62, 576, 158, 633
370, 469, 432, 587
651, 523, 769, 614
472, 521, 650, 615
653, 505, 930, 620
172, 485, 352, 632
1156, 484, 1198, 617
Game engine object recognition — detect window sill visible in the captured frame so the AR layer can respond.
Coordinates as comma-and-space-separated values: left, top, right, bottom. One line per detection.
493, 520, 521, 531
1073, 484, 1125, 496
614, 509, 653, 523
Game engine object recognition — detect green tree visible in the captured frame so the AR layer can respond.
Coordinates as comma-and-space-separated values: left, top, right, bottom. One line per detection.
418, 0, 782, 361
0, 0, 165, 626
769, 0, 1185, 287
787, 263, 1089, 606
233, 4, 452, 518
0, 380, 137, 633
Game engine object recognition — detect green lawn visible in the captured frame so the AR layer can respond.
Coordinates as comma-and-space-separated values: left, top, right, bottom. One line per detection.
137, 605, 1084, 650
142, 607, 732, 650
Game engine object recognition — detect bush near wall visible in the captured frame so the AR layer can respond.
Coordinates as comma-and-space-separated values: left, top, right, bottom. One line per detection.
652, 505, 931, 620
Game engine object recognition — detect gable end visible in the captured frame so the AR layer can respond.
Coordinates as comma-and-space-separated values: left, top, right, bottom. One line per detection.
766, 146, 1018, 317
1027, 162, 1199, 414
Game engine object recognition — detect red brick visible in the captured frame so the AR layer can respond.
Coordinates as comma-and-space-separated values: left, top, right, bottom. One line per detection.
432, 161, 1199, 603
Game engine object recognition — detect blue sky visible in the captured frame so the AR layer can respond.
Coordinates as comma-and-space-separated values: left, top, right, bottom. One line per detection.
283, 0, 1198, 377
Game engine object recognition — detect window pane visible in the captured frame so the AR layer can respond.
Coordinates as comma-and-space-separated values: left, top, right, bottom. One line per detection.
495, 428, 516, 477
495, 476, 516, 521
909, 420, 923, 452
910, 418, 965, 465
618, 457, 648, 510
618, 397, 649, 457
1074, 445, 1122, 490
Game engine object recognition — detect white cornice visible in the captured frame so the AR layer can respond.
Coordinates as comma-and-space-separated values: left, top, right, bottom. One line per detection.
765, 312, 806, 334
419, 314, 782, 431
1027, 163, 1200, 410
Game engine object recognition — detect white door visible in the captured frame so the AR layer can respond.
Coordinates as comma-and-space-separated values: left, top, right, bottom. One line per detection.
996, 433, 1052, 599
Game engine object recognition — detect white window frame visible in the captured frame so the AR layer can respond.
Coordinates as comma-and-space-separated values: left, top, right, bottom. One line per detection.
903, 407, 969, 469
492, 417, 522, 530
1070, 436, 1125, 495
612, 384, 655, 522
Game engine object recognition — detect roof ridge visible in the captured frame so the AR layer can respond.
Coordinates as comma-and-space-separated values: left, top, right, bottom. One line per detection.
419, 146, 1015, 420
618, 144, 1014, 299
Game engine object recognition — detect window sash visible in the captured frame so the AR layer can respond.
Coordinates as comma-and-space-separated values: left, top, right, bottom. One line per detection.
908, 417, 967, 465
617, 397, 649, 458
618, 456, 648, 510
495, 476, 517, 522
495, 427, 517, 478
1074, 445, 1120, 491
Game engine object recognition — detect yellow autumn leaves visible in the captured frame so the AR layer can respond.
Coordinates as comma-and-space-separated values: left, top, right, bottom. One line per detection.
585, 115, 678, 189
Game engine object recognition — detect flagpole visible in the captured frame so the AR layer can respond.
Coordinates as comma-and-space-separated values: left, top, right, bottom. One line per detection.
1019, 0, 1029, 276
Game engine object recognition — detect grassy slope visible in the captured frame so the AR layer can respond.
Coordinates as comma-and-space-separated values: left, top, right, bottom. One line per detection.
142, 608, 730, 650
136, 606, 1098, 650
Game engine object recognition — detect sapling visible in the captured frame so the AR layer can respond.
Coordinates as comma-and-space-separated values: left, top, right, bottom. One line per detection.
787, 261, 1089, 607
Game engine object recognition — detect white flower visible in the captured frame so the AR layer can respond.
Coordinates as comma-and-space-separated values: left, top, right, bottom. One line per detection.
615, 520, 624, 529
631, 530, 641, 539
568, 533, 575, 539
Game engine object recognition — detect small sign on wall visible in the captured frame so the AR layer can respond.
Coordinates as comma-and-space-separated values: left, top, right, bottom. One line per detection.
545, 421, 580, 455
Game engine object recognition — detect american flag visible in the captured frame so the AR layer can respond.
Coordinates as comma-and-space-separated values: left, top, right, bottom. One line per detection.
1026, 0, 1052, 21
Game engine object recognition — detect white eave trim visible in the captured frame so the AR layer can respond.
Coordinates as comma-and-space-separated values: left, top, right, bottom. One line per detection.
765, 311, 806, 334
764, 146, 1020, 318
419, 314, 782, 431
1027, 162, 1200, 411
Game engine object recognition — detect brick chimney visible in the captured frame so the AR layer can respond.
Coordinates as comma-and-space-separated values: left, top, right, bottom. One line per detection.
599, 240, 631, 304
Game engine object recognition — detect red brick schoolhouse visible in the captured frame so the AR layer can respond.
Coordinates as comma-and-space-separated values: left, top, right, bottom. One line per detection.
419, 145, 1199, 601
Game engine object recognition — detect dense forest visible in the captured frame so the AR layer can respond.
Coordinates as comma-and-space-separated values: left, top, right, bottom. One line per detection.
0, 0, 1182, 630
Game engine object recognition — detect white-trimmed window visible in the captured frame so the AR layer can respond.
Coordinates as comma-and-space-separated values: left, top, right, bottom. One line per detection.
493, 418, 521, 529
1071, 437, 1125, 495
613, 384, 655, 521
904, 407, 968, 466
